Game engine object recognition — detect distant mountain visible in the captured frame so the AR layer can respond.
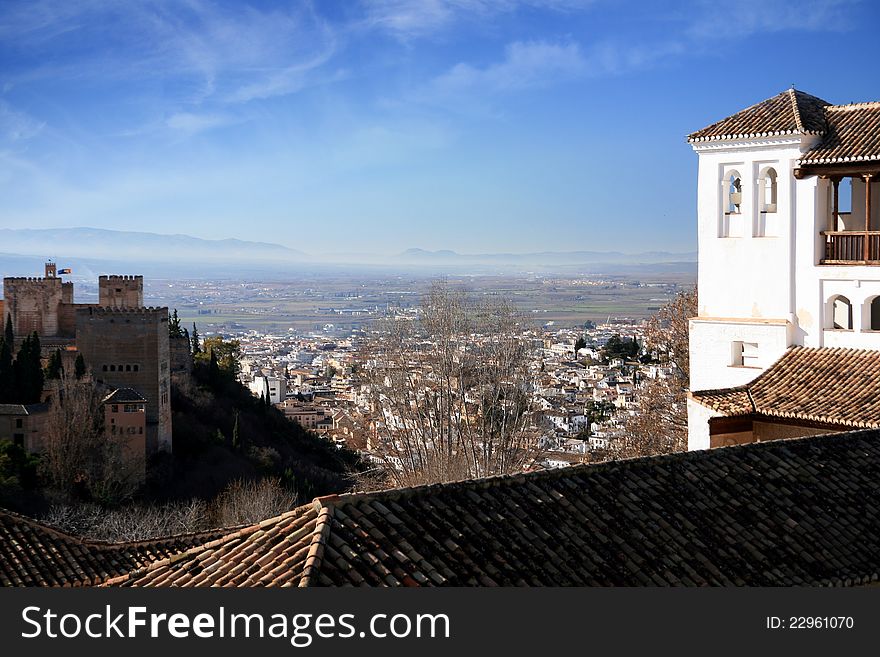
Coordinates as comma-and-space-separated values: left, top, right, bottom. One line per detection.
394, 248, 696, 266
0, 227, 307, 264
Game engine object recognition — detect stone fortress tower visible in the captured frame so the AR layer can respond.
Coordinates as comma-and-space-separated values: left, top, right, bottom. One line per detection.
98, 275, 144, 308
76, 306, 171, 454
1, 263, 77, 342
1, 263, 172, 455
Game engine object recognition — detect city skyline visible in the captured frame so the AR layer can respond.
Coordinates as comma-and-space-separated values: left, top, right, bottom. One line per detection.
1, 0, 878, 255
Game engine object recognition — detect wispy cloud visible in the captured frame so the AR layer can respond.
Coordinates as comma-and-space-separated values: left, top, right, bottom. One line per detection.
359, 0, 593, 40
426, 40, 586, 97
0, 1, 340, 107
0, 101, 45, 143
165, 112, 238, 134
685, 0, 858, 40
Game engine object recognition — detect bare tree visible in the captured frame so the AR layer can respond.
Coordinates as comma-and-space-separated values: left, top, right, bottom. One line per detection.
363, 282, 541, 487
40, 375, 142, 504
612, 286, 697, 459
209, 477, 298, 527
43, 499, 209, 542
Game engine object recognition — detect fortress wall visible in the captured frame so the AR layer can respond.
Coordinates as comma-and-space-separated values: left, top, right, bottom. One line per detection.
75, 306, 172, 454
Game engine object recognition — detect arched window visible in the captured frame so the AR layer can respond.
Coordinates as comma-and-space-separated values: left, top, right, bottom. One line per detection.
830, 295, 853, 330
870, 297, 880, 331
727, 172, 742, 214
760, 167, 777, 213
109, 364, 116, 372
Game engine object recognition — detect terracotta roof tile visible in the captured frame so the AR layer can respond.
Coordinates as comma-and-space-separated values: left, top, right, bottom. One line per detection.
691, 346, 880, 427
688, 89, 830, 142
0, 508, 227, 587
799, 102, 880, 165
91, 428, 880, 587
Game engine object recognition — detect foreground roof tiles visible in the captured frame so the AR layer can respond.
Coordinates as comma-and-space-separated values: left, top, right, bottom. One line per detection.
691, 346, 880, 428
99, 428, 880, 587
0, 508, 228, 587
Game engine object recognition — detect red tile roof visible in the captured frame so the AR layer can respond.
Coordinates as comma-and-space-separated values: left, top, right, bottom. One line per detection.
691, 346, 880, 428
799, 102, 880, 165
687, 89, 829, 142
100, 428, 880, 587
688, 89, 880, 167
0, 508, 228, 586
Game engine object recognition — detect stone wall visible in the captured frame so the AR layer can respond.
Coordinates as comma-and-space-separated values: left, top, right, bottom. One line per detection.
75, 306, 172, 455
98, 275, 144, 308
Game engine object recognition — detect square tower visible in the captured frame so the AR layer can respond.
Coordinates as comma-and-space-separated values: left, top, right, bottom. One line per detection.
99, 275, 144, 308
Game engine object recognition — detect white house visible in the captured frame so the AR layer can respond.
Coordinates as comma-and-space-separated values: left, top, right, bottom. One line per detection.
686, 89, 880, 450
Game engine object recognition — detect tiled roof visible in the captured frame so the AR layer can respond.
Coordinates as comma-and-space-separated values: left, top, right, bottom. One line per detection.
691, 347, 880, 428
104, 505, 320, 587
105, 428, 880, 587
102, 387, 147, 404
687, 89, 830, 142
0, 404, 27, 416
0, 508, 228, 587
799, 102, 880, 165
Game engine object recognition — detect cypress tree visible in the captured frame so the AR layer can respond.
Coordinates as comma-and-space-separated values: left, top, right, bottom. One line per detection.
74, 353, 86, 380
232, 411, 240, 450
191, 323, 201, 354
0, 338, 13, 403
45, 349, 63, 379
4, 315, 13, 347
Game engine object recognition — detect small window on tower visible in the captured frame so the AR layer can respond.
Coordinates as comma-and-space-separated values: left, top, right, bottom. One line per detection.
731, 341, 759, 367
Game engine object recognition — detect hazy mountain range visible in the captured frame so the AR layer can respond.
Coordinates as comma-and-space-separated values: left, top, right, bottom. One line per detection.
0, 227, 695, 277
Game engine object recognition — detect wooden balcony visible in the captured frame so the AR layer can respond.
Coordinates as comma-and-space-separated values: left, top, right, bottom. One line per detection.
822, 231, 880, 264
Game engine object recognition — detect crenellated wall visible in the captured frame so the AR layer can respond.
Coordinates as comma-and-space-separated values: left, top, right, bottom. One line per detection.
98, 275, 144, 308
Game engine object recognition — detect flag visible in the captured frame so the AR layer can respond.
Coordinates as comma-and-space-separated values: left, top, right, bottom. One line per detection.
58, 268, 72, 274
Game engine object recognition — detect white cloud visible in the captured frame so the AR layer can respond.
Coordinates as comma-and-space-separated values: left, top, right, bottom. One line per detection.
424, 39, 586, 99
686, 0, 858, 39
359, 0, 593, 40
0, 1, 340, 106
165, 112, 236, 134
0, 101, 45, 143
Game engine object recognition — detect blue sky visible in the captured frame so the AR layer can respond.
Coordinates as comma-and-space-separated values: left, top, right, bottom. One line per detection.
1, 0, 878, 257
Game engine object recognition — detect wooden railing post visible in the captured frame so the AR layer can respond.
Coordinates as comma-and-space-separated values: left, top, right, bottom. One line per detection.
866, 174, 875, 261
831, 177, 841, 232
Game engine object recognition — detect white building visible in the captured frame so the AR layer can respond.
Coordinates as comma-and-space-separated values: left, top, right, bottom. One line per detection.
249, 375, 285, 404
687, 89, 880, 450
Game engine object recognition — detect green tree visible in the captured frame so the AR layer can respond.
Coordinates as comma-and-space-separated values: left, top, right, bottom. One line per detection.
601, 334, 639, 362
574, 336, 587, 353
198, 336, 242, 379
191, 323, 201, 355
0, 339, 14, 403
169, 309, 183, 338
14, 332, 44, 404
45, 349, 63, 379
4, 315, 13, 346
231, 411, 240, 451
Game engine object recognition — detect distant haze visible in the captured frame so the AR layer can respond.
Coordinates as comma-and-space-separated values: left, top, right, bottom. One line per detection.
0, 228, 695, 276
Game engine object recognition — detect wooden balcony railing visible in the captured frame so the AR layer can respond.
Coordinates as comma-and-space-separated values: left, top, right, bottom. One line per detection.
822, 231, 880, 264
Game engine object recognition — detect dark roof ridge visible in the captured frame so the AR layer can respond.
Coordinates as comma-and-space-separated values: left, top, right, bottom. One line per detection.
323, 425, 868, 510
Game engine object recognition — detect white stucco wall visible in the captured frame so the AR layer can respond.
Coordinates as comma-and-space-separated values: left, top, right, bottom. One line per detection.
686, 397, 717, 451
689, 317, 791, 392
